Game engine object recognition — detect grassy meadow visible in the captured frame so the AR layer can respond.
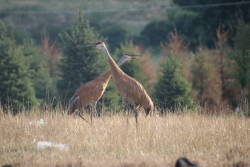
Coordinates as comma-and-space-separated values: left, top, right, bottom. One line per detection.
0, 109, 249, 167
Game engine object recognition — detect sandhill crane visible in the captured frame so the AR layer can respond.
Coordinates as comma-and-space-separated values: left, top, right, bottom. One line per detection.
88, 41, 154, 126
175, 157, 197, 167
68, 54, 137, 122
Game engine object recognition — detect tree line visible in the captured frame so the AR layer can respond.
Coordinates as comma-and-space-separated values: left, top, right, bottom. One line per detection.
0, 0, 250, 115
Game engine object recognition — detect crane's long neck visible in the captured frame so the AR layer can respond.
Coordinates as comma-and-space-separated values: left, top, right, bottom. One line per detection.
97, 47, 127, 83
103, 45, 124, 75
98, 53, 128, 82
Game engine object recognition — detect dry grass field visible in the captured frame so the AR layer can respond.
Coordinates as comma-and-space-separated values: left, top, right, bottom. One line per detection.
0, 110, 250, 167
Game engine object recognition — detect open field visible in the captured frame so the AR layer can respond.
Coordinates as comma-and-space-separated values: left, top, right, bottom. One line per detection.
0, 110, 250, 167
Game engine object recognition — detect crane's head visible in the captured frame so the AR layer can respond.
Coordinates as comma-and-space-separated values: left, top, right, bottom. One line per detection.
86, 41, 106, 51
118, 54, 139, 65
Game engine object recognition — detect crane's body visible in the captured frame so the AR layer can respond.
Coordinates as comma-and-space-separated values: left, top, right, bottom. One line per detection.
68, 54, 136, 121
68, 71, 111, 114
92, 41, 154, 125
107, 54, 154, 115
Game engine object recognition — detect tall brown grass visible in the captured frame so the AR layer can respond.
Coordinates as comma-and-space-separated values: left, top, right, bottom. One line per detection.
0, 108, 249, 167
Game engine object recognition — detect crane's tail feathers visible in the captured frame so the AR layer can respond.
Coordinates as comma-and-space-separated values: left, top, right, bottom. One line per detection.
68, 96, 80, 114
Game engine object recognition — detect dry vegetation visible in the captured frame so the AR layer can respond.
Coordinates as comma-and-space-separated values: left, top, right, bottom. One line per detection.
0, 110, 250, 167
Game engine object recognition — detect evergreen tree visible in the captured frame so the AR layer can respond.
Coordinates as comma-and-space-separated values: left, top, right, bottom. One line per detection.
57, 13, 107, 102
0, 21, 37, 112
154, 55, 193, 111
233, 23, 250, 102
139, 21, 173, 49
173, 0, 250, 48
21, 40, 56, 102
97, 23, 130, 52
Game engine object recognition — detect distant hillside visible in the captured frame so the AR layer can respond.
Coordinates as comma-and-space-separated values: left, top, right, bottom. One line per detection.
0, 0, 170, 37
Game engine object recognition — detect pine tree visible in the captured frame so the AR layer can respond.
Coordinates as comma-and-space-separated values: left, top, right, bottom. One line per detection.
154, 55, 193, 111
232, 23, 250, 114
57, 13, 107, 102
0, 22, 37, 112
233, 24, 250, 98
21, 40, 56, 102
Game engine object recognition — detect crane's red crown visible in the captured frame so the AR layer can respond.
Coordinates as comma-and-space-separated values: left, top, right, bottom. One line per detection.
123, 53, 140, 57
96, 41, 104, 45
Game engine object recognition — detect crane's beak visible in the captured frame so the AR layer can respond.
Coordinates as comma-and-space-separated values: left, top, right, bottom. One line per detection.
131, 57, 138, 60
129, 54, 141, 60
85, 43, 96, 47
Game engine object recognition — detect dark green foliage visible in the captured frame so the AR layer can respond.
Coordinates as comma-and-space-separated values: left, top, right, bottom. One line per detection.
91, 22, 130, 52
21, 40, 57, 102
138, 10, 203, 50
0, 22, 37, 112
57, 13, 107, 102
173, 0, 250, 48
139, 0, 250, 50
154, 55, 193, 111
233, 23, 250, 98
139, 21, 172, 49
101, 24, 129, 51
167, 10, 203, 49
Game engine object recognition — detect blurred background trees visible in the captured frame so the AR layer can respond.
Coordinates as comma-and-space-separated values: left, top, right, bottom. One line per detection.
154, 54, 193, 112
0, 0, 250, 114
0, 21, 37, 112
21, 40, 56, 103
233, 23, 250, 98
191, 50, 222, 109
57, 13, 107, 103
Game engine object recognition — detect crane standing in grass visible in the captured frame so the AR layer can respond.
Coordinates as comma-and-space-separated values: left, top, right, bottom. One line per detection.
68, 54, 137, 122
88, 41, 154, 126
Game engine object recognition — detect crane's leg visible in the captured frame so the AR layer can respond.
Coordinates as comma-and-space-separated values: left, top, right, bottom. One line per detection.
68, 96, 79, 114
122, 100, 131, 127
90, 101, 97, 125
135, 110, 138, 129
78, 112, 86, 121
79, 114, 91, 125
90, 107, 93, 124
76, 107, 90, 124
